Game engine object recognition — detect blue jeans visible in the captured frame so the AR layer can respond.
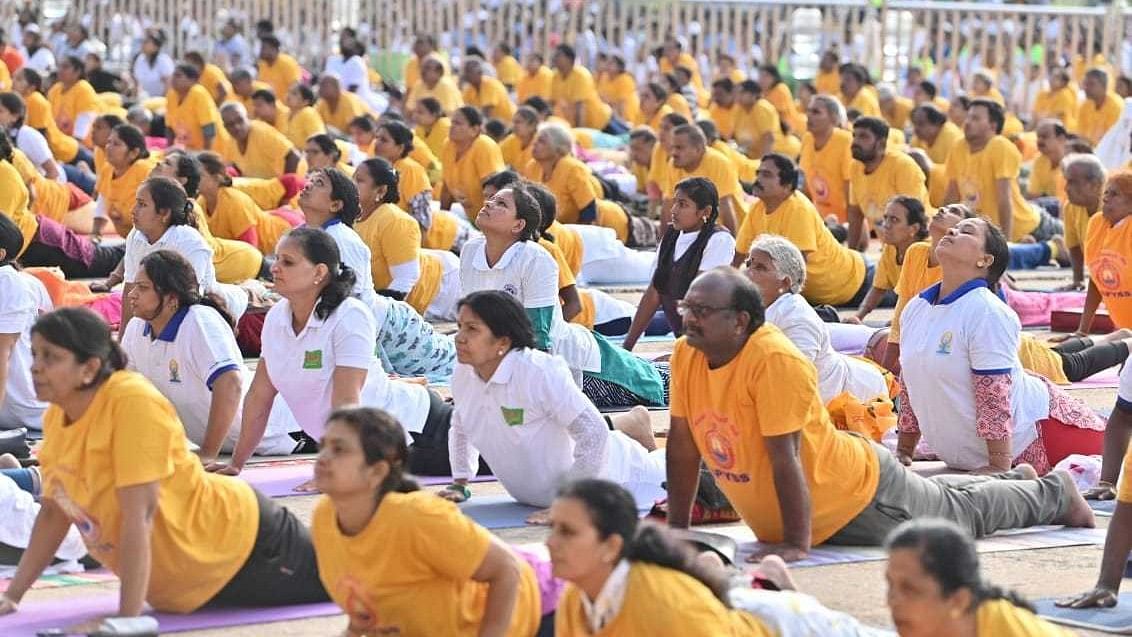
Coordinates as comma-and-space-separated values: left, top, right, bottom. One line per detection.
1008, 242, 1051, 270
1, 468, 37, 495
63, 163, 96, 195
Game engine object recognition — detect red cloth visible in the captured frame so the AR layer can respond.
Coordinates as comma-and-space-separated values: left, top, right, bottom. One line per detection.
236, 311, 267, 357
1, 46, 23, 74
1037, 417, 1105, 468
67, 183, 92, 209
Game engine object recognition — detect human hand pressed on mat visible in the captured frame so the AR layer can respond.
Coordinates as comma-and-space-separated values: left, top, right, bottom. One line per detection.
525, 508, 552, 525
204, 461, 242, 476
746, 543, 809, 564
438, 483, 471, 503
1056, 587, 1119, 609
0, 592, 17, 615
1082, 481, 1117, 500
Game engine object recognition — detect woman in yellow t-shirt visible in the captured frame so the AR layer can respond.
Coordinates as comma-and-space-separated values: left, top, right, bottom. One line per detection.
633, 83, 675, 131
94, 124, 158, 237
850, 196, 928, 324
311, 406, 541, 637
0, 308, 328, 621
282, 83, 327, 149
197, 152, 302, 254
439, 106, 505, 215
411, 97, 452, 158
304, 133, 355, 176
887, 519, 1075, 636
500, 106, 539, 170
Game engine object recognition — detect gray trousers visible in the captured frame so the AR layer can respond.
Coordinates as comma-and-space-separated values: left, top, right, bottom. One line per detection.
826, 443, 1068, 546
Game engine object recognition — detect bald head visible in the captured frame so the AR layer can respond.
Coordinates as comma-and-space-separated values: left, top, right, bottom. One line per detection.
682, 267, 766, 353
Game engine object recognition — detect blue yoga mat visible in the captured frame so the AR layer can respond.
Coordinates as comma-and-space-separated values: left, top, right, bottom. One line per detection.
1036, 591, 1132, 634
1091, 499, 1118, 516
460, 494, 650, 529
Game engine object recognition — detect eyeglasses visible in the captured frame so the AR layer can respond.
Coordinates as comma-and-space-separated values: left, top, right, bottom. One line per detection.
676, 300, 733, 319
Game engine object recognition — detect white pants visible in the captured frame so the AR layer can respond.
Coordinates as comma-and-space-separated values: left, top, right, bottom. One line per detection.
425, 249, 462, 322
601, 430, 667, 509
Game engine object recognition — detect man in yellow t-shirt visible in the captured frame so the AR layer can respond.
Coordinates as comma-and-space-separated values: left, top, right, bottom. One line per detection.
218, 102, 301, 179
846, 117, 929, 251
516, 53, 553, 104
256, 35, 303, 100
944, 99, 1053, 243
813, 50, 841, 96
460, 57, 514, 121
491, 44, 522, 88
706, 78, 738, 140
663, 124, 744, 232
1032, 67, 1078, 131
878, 85, 914, 132
839, 65, 881, 118
1061, 153, 1106, 291
316, 74, 370, 135
164, 63, 226, 151
910, 104, 962, 165
627, 127, 656, 195
405, 56, 463, 113
667, 268, 1089, 557
1028, 119, 1069, 201
1076, 68, 1123, 146
550, 44, 617, 133
733, 80, 780, 159
799, 94, 852, 222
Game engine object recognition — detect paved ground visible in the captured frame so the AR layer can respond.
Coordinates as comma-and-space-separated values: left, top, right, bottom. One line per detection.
17, 267, 1125, 635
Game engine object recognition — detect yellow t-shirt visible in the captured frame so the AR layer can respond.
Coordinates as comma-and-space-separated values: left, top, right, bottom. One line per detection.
199, 64, 232, 103
799, 128, 853, 222
46, 79, 100, 137
202, 186, 291, 253
37, 371, 258, 613
10, 148, 70, 223
646, 144, 671, 196
461, 77, 515, 121
422, 209, 460, 251
520, 156, 599, 224
883, 96, 915, 131
257, 54, 303, 99
927, 163, 949, 208
1018, 334, 1070, 386
407, 77, 464, 114
766, 82, 803, 132
548, 220, 583, 276
225, 80, 270, 114
849, 150, 930, 225
393, 156, 431, 213
440, 134, 505, 215
889, 242, 940, 343
1032, 87, 1078, 131
662, 147, 742, 203
316, 91, 369, 133
283, 105, 327, 148
217, 121, 298, 179
96, 157, 159, 233
911, 121, 963, 166
599, 73, 640, 124
516, 66, 554, 104
1027, 154, 1066, 200
975, 599, 1076, 636
555, 562, 771, 637
191, 200, 263, 283
164, 85, 226, 151
733, 99, 781, 155
311, 491, 540, 636
355, 203, 442, 311
945, 136, 1039, 241
669, 325, 880, 545
845, 89, 882, 118
551, 66, 612, 130
873, 242, 924, 292
1119, 429, 1132, 503
1062, 202, 1094, 250
666, 92, 693, 120
415, 118, 452, 160
707, 103, 737, 140
736, 191, 866, 307
814, 70, 840, 96
403, 55, 450, 91
1085, 213, 1132, 329
0, 159, 37, 255
409, 135, 441, 182
712, 141, 759, 183
495, 56, 522, 87
499, 134, 533, 170
1075, 92, 1123, 146
26, 91, 79, 163
539, 236, 576, 292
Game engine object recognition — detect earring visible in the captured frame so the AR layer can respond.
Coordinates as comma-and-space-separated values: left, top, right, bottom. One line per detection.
497, 350, 504, 356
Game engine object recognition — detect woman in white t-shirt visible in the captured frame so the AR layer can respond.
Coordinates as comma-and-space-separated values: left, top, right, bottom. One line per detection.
441, 290, 665, 521
121, 176, 248, 332
623, 177, 734, 350
898, 217, 1104, 474
0, 215, 47, 430
745, 234, 890, 405
121, 249, 297, 460
130, 32, 175, 98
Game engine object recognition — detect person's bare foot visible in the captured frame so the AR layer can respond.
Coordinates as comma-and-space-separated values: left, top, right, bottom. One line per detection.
292, 477, 320, 493
1010, 463, 1038, 480
0, 453, 20, 469
753, 555, 798, 591
611, 406, 657, 451
1053, 470, 1096, 528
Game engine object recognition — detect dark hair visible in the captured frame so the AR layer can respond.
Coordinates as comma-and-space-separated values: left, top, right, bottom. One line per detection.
506, 182, 543, 242
282, 226, 358, 319
378, 120, 415, 159
968, 98, 1005, 134
293, 83, 316, 106
321, 168, 362, 226
643, 82, 668, 103
0, 92, 27, 127
912, 103, 947, 126
918, 80, 938, 99
738, 79, 761, 96
60, 55, 86, 79
456, 290, 536, 350
661, 112, 689, 129
96, 113, 125, 130
886, 519, 1035, 613
524, 181, 558, 237
417, 97, 444, 117
111, 124, 151, 161
196, 151, 233, 188
142, 176, 196, 228
695, 119, 720, 144
629, 127, 657, 144
760, 153, 799, 189
306, 133, 342, 162
174, 62, 201, 81
139, 249, 234, 326
652, 177, 721, 301
557, 479, 734, 605
513, 105, 539, 128
555, 44, 576, 62
0, 129, 11, 163
349, 113, 377, 133
357, 157, 400, 205
260, 34, 281, 50
523, 96, 552, 117
710, 77, 734, 93
454, 105, 484, 128
729, 270, 767, 334
481, 169, 521, 194
853, 116, 889, 142
759, 64, 782, 85
671, 123, 705, 148
32, 308, 128, 389
0, 213, 22, 266
1036, 118, 1069, 138
326, 406, 420, 498
888, 195, 929, 241
183, 51, 205, 67
162, 150, 203, 196
978, 218, 1010, 291
484, 118, 508, 141
17, 68, 43, 91
251, 88, 276, 105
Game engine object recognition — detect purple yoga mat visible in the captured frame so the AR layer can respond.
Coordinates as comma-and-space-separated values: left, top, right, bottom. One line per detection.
0, 593, 341, 634
239, 462, 495, 497
1067, 366, 1120, 389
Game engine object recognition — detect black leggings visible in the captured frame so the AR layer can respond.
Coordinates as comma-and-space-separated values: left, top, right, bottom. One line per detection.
407, 389, 491, 476
208, 490, 329, 606
1053, 337, 1130, 383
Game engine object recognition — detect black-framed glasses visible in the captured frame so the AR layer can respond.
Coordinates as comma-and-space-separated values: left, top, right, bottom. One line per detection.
676, 300, 732, 319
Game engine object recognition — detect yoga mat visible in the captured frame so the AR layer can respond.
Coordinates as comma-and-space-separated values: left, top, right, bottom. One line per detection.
461, 494, 650, 529
697, 524, 1107, 569
1035, 592, 1132, 634
1067, 366, 1121, 389
1090, 499, 1118, 516
0, 569, 118, 593
606, 333, 676, 344
240, 462, 496, 497
0, 593, 341, 634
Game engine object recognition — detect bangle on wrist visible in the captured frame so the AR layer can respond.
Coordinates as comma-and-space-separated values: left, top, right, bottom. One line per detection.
446, 483, 471, 500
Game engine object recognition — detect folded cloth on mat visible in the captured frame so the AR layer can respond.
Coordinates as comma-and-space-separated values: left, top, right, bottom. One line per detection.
1035, 591, 1132, 634
0, 594, 341, 634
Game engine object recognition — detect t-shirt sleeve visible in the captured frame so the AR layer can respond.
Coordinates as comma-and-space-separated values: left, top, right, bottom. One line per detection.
381, 215, 422, 267
847, 166, 861, 207
1117, 355, 1132, 410
411, 497, 493, 580
968, 301, 1020, 374
521, 246, 563, 309
668, 340, 689, 419
873, 248, 899, 291
699, 232, 737, 271
112, 390, 179, 487
990, 141, 1021, 181
331, 303, 377, 369
786, 207, 820, 253
0, 276, 26, 334
186, 310, 243, 390
754, 350, 814, 437
122, 231, 143, 282
711, 159, 740, 200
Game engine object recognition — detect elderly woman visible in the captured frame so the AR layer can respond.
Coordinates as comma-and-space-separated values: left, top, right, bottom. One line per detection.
520, 123, 631, 243
1072, 171, 1132, 334
744, 234, 889, 405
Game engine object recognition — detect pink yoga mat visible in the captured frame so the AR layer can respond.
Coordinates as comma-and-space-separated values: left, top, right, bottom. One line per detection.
1067, 366, 1120, 389
239, 462, 495, 497
0, 594, 341, 634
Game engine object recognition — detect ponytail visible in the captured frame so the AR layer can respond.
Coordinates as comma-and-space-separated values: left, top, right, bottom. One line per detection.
326, 406, 421, 499
316, 262, 357, 320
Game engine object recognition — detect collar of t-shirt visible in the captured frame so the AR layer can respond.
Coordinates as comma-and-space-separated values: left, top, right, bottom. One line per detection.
320, 217, 343, 229
482, 349, 521, 384
580, 559, 632, 633
918, 278, 1008, 305
472, 240, 524, 272
143, 305, 191, 342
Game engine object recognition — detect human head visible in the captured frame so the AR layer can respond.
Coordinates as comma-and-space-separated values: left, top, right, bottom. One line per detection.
0, 92, 27, 129
928, 203, 978, 245
546, 479, 641, 586
250, 89, 279, 122
454, 289, 537, 367
668, 124, 707, 170
420, 56, 445, 86
412, 97, 444, 128
133, 176, 195, 242
710, 78, 734, 107
882, 196, 929, 246
839, 64, 867, 97
670, 177, 719, 233
300, 168, 361, 227
449, 106, 484, 145
412, 34, 436, 58
744, 234, 806, 306
13, 68, 43, 95
757, 64, 782, 93
1116, 75, 1132, 99
552, 44, 576, 74
461, 56, 485, 86
131, 249, 232, 326
1034, 119, 1068, 159
753, 153, 798, 201
475, 184, 541, 243
229, 68, 256, 97
0, 213, 22, 267
287, 82, 316, 110
220, 102, 252, 141
170, 63, 200, 94
480, 169, 521, 201
935, 217, 1010, 290
195, 151, 233, 196
304, 134, 343, 171
914, 80, 938, 105
680, 268, 766, 352
375, 119, 414, 161
31, 308, 128, 403
524, 51, 545, 74
1083, 68, 1110, 101
270, 226, 357, 319
141, 31, 165, 57
105, 124, 150, 171
57, 55, 85, 85
258, 34, 281, 63
806, 94, 845, 135
1102, 171, 1132, 226
628, 127, 657, 167
511, 106, 539, 142
1062, 153, 1107, 210
348, 114, 378, 149
90, 113, 124, 149
354, 157, 400, 209
851, 117, 889, 164
155, 150, 203, 197
1049, 66, 1071, 90
317, 73, 342, 102
315, 406, 420, 500
964, 99, 1003, 142
531, 123, 573, 162
948, 95, 971, 128
910, 104, 947, 144
657, 112, 689, 150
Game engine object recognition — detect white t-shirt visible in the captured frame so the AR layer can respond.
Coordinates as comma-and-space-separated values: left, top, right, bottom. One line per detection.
323, 220, 378, 309
260, 297, 428, 440
460, 237, 600, 374
899, 281, 1050, 470
132, 53, 175, 98
765, 293, 887, 404
12, 125, 64, 181
22, 47, 56, 74
666, 229, 736, 270
0, 265, 47, 430
121, 305, 295, 455
450, 348, 664, 507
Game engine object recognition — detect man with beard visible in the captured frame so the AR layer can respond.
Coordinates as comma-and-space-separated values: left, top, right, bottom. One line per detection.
846, 116, 928, 251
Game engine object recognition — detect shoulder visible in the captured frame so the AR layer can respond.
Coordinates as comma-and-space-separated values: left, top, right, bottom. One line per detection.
120, 317, 147, 342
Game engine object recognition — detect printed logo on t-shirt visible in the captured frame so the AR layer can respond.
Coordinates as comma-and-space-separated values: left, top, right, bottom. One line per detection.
936, 331, 953, 355
168, 358, 182, 384
811, 175, 830, 202
340, 576, 401, 634
303, 349, 324, 369
49, 480, 109, 553
1093, 250, 1126, 292
693, 409, 750, 483
502, 283, 520, 297
501, 406, 525, 426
